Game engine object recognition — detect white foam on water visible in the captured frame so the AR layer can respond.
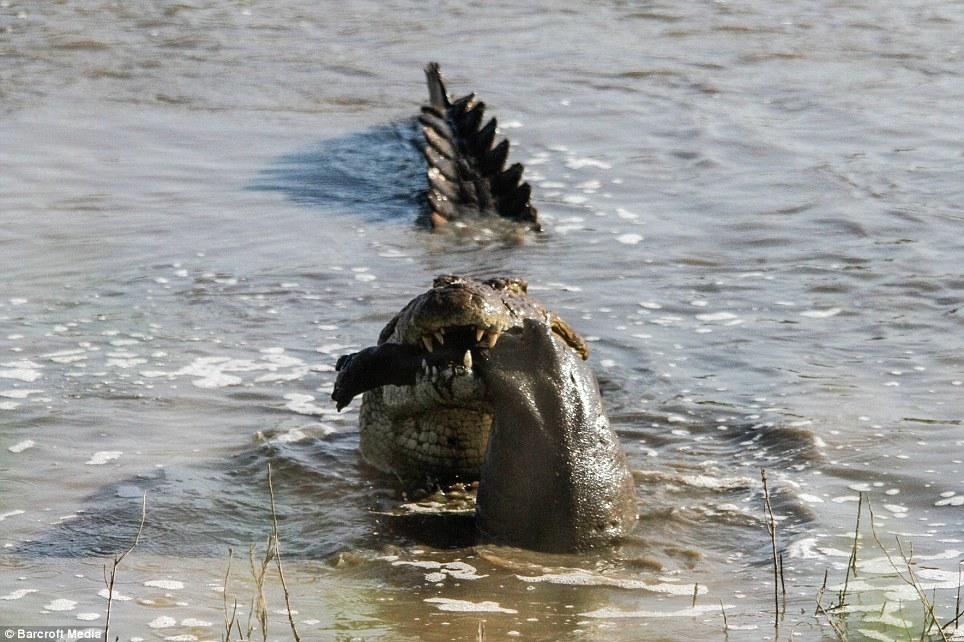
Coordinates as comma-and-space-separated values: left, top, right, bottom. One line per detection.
0, 360, 42, 382
392, 560, 487, 581
270, 428, 309, 444
832, 495, 861, 503
565, 157, 612, 170
8, 439, 34, 453
799, 308, 842, 319
580, 604, 730, 619
76, 613, 100, 621
798, 493, 824, 504
44, 598, 77, 611
1, 388, 44, 399
284, 393, 335, 416
180, 618, 212, 627
787, 537, 822, 559
0, 401, 20, 410
616, 233, 643, 245
144, 579, 184, 590
2, 588, 37, 600
98, 588, 133, 602
107, 357, 147, 369
0, 510, 25, 521
424, 598, 517, 614
517, 571, 706, 596
142, 353, 310, 389
638, 301, 662, 310
315, 343, 356, 355
86, 451, 122, 465
147, 616, 177, 629
695, 312, 739, 323
562, 194, 588, 204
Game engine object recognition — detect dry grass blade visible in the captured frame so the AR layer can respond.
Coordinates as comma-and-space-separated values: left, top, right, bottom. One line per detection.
761, 469, 781, 628
222, 547, 241, 641
267, 463, 302, 642
837, 492, 864, 609
104, 491, 147, 641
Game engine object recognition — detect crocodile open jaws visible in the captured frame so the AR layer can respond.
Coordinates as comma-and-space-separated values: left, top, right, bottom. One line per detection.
331, 275, 637, 551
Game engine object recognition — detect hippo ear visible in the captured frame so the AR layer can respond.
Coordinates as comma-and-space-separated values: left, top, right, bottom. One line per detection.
549, 315, 590, 360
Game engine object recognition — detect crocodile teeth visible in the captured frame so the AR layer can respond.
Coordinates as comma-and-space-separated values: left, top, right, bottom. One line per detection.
485, 331, 500, 349
475, 327, 486, 343
462, 350, 473, 369
434, 329, 445, 345
421, 335, 434, 353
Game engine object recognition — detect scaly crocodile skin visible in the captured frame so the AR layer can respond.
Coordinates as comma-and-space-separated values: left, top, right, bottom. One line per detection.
355, 275, 587, 483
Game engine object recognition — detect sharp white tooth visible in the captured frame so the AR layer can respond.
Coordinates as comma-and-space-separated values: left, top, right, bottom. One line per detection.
485, 331, 500, 348
431, 366, 439, 381
463, 350, 473, 369
421, 359, 429, 375
475, 327, 486, 343
434, 329, 445, 345
421, 335, 434, 353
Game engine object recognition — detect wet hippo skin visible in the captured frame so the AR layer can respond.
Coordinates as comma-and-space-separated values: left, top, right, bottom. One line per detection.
476, 318, 638, 552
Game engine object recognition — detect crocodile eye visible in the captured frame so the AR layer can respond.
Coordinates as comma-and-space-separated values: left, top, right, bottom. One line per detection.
483, 277, 527, 293
433, 274, 463, 288
505, 277, 528, 293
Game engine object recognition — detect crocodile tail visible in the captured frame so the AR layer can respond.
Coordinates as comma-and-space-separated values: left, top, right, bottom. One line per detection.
424, 62, 450, 111
419, 62, 540, 231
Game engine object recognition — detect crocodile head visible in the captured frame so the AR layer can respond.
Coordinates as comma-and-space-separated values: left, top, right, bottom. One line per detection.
332, 274, 588, 483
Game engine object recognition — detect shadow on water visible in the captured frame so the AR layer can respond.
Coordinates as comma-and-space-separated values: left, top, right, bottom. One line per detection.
249, 120, 428, 223
16, 429, 480, 560
17, 432, 372, 559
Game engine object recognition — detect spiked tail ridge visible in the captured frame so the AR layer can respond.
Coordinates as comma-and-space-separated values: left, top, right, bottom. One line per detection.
419, 62, 540, 231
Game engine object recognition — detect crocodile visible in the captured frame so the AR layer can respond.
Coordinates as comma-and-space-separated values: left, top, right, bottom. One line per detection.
418, 62, 540, 230
331, 275, 638, 551
332, 274, 588, 482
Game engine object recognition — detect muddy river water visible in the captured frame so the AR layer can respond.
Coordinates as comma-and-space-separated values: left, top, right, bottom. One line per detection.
2, 1, 963, 640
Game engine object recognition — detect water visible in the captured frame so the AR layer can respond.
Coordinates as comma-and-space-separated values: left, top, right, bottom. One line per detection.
2, 1, 963, 640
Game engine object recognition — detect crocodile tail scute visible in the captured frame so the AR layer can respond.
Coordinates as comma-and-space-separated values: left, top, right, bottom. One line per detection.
420, 62, 539, 231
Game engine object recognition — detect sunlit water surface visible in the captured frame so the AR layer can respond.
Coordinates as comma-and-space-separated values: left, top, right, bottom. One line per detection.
2, 2, 963, 640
